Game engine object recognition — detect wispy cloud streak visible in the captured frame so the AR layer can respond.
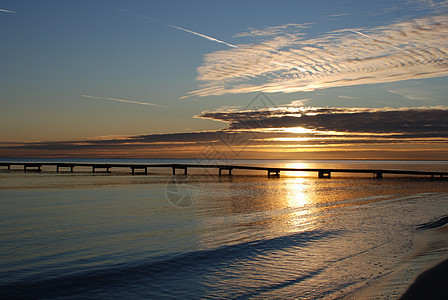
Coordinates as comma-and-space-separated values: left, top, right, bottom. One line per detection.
185, 14, 448, 97
234, 23, 311, 37
119, 8, 237, 48
0, 8, 16, 13
81, 94, 167, 108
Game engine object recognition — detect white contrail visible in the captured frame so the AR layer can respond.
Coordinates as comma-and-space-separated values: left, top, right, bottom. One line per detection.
166, 23, 237, 48
0, 8, 16, 13
350, 29, 405, 52
81, 94, 167, 108
349, 30, 372, 39
119, 8, 237, 48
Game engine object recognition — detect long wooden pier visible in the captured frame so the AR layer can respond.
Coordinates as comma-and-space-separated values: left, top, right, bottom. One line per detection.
1, 162, 447, 179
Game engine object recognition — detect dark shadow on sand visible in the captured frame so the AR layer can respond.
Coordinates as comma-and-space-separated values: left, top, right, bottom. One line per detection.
399, 258, 448, 300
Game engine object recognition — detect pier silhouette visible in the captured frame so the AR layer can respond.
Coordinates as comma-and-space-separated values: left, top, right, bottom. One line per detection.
1, 162, 447, 179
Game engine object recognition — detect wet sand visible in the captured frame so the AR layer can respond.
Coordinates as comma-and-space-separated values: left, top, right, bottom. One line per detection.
346, 216, 448, 299
400, 217, 448, 299
399, 257, 448, 299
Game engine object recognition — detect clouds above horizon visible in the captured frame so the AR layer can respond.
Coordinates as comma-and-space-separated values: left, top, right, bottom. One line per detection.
197, 105, 448, 137
183, 14, 448, 98
233, 23, 311, 38
2, 104, 447, 158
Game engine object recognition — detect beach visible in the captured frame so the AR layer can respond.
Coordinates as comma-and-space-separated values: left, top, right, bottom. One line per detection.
1, 159, 448, 299
347, 214, 448, 299
400, 257, 448, 299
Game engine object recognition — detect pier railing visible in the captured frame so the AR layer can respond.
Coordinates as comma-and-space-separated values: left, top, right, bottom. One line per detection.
1, 162, 447, 179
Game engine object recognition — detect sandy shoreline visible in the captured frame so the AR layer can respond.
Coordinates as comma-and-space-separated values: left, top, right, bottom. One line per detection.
346, 216, 448, 299
400, 217, 448, 299
399, 257, 448, 299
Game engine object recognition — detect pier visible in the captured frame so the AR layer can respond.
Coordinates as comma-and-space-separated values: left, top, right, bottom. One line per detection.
1, 162, 447, 179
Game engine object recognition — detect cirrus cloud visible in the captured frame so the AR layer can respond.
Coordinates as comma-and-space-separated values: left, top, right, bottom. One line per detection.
183, 14, 448, 98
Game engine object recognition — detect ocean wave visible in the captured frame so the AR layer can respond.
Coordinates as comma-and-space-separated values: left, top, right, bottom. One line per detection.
0, 229, 338, 299
417, 215, 448, 230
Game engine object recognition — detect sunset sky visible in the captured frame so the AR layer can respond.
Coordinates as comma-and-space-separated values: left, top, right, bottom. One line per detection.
1, 0, 448, 159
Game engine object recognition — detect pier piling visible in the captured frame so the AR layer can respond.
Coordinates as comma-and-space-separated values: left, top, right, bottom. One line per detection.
56, 164, 75, 173
172, 166, 187, 175
131, 166, 148, 175
375, 171, 383, 179
318, 170, 331, 178
219, 167, 233, 176
24, 164, 42, 173
268, 169, 280, 178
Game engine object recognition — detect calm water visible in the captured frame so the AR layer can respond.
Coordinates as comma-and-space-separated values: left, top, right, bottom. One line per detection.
1, 159, 448, 299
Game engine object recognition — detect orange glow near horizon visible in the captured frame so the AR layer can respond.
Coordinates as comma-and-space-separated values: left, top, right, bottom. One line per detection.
281, 162, 313, 177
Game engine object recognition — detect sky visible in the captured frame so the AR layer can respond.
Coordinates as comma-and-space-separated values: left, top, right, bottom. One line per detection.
1, 0, 448, 160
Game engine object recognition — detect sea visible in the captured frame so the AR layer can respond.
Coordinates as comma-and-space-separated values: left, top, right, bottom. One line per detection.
1, 158, 448, 299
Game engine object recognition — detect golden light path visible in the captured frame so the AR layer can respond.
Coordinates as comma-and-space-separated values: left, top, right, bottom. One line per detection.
276, 162, 316, 231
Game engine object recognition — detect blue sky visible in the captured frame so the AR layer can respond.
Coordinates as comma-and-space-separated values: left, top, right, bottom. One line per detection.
1, 0, 448, 159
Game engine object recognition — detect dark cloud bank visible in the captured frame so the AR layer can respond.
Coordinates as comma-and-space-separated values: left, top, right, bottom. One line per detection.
199, 106, 448, 137
1, 106, 447, 158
